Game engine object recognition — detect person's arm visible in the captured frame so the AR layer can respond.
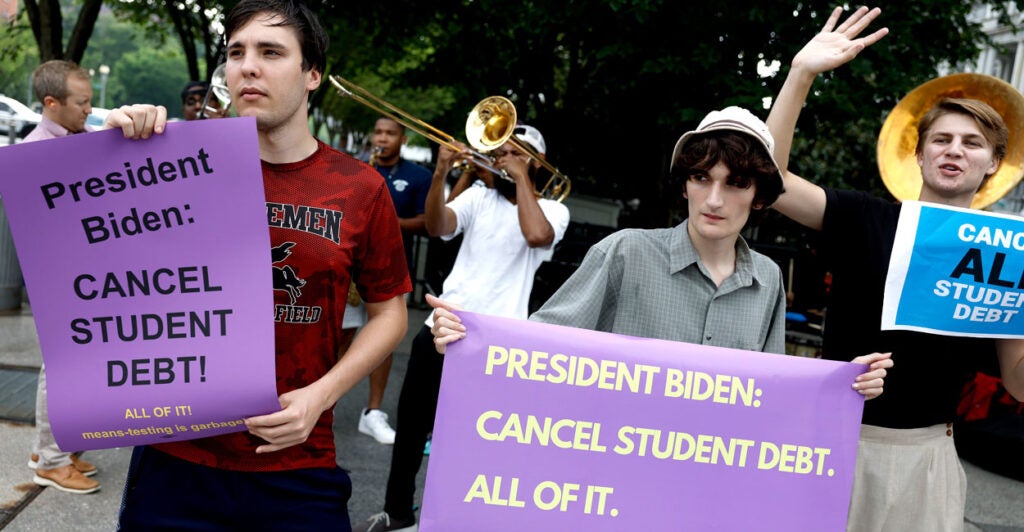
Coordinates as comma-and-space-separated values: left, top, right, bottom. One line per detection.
103, 104, 169, 139
766, 6, 888, 230
425, 145, 464, 237
499, 154, 555, 247
244, 295, 407, 453
447, 168, 479, 201
398, 214, 426, 235
996, 339, 1024, 401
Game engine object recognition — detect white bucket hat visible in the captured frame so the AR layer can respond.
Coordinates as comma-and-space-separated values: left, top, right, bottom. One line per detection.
670, 106, 784, 188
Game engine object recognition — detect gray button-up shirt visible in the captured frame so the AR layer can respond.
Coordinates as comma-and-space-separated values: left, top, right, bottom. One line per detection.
531, 220, 785, 354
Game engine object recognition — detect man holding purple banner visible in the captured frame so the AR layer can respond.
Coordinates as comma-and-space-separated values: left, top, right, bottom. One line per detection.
116, 0, 410, 530
19, 60, 167, 496
432, 106, 891, 390
428, 11, 893, 527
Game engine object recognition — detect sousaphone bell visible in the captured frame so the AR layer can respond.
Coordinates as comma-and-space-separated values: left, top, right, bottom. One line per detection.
877, 73, 1024, 209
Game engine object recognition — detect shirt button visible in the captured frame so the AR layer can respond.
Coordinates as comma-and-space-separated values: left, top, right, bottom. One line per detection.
706, 336, 712, 341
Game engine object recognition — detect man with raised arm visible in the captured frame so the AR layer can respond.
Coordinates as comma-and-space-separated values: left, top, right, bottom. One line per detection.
766, 6, 1024, 531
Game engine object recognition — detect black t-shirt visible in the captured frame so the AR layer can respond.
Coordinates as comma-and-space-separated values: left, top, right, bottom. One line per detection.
819, 189, 991, 428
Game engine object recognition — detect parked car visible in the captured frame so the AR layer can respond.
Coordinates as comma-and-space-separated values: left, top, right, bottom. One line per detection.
0, 95, 42, 138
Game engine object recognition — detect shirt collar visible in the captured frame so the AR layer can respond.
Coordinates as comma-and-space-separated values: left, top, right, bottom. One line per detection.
37, 115, 93, 137
38, 115, 72, 137
670, 220, 765, 287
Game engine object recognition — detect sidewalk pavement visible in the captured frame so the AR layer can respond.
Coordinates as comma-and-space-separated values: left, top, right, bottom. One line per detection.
1, 298, 1022, 530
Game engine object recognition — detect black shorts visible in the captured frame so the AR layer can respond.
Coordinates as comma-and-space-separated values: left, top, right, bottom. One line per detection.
118, 446, 353, 531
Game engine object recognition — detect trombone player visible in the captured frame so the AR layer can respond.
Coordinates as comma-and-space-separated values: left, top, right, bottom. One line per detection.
353, 124, 570, 532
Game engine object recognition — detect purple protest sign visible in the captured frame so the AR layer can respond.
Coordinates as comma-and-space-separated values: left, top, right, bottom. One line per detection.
421, 312, 865, 531
0, 118, 280, 450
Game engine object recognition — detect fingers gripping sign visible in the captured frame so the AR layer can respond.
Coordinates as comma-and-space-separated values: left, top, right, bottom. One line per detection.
427, 293, 466, 354
244, 383, 330, 453
850, 352, 894, 400
103, 104, 169, 140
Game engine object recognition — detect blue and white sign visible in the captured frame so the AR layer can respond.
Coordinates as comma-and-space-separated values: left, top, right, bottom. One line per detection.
883, 201, 1024, 338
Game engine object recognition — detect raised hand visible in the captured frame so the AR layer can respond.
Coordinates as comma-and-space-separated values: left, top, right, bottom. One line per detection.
792, 6, 889, 77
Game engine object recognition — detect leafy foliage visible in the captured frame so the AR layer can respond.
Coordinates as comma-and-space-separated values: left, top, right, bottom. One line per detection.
314, 1, 1015, 228
5, 1, 1019, 228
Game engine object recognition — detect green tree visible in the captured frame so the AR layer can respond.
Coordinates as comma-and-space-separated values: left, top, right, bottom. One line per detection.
0, 11, 40, 102
21, 0, 102, 62
9, 0, 1012, 228
101, 46, 190, 110
111, 0, 227, 81
320, 1, 1015, 228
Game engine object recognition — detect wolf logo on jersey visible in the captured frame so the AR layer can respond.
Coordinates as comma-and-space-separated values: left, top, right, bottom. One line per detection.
271, 242, 306, 305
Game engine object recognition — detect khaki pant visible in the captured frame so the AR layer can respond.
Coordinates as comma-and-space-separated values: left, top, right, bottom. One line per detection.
33, 364, 73, 470
847, 423, 965, 532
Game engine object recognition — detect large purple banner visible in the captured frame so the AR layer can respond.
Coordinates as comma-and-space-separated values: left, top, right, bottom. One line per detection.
0, 118, 280, 450
422, 312, 865, 531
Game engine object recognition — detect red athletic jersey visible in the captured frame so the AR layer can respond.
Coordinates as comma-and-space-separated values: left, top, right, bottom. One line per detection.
155, 141, 410, 471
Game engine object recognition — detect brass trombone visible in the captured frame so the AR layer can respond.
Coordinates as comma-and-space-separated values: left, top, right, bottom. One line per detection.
198, 63, 231, 119
329, 75, 571, 202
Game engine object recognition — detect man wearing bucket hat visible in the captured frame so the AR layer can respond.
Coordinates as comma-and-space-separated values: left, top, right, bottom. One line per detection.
353, 125, 571, 532
766, 5, 1024, 531
432, 107, 891, 389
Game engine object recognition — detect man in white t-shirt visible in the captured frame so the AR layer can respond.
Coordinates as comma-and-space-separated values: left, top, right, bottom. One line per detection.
353, 125, 570, 532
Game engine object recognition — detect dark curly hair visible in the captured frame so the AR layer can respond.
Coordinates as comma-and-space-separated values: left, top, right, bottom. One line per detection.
669, 131, 784, 224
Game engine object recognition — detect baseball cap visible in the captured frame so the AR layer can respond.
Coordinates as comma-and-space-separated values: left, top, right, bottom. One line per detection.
181, 81, 209, 103
514, 124, 546, 155
670, 106, 784, 187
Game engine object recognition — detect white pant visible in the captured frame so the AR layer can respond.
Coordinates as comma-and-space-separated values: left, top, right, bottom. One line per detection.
847, 423, 965, 532
32, 364, 73, 470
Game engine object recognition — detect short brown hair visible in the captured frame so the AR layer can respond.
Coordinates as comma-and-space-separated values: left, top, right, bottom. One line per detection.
32, 60, 91, 103
916, 98, 1008, 164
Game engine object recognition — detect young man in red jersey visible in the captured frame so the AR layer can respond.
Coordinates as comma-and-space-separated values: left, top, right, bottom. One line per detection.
117, 0, 410, 529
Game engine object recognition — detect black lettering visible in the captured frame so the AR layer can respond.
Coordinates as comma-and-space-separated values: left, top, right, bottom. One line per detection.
158, 161, 177, 182
131, 358, 151, 385
82, 215, 109, 243
40, 182, 65, 209
70, 318, 92, 343
987, 252, 1015, 288
108, 360, 127, 386
105, 171, 126, 193
136, 158, 158, 186
154, 358, 175, 384
950, 248, 985, 282
73, 274, 97, 300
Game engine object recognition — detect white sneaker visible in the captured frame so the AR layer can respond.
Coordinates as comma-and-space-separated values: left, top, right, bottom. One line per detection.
359, 408, 396, 445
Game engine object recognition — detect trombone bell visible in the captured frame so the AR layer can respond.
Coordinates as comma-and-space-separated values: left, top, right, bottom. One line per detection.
328, 75, 572, 202
466, 96, 517, 152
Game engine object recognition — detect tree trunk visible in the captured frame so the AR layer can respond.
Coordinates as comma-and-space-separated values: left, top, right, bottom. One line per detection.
24, 0, 102, 63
